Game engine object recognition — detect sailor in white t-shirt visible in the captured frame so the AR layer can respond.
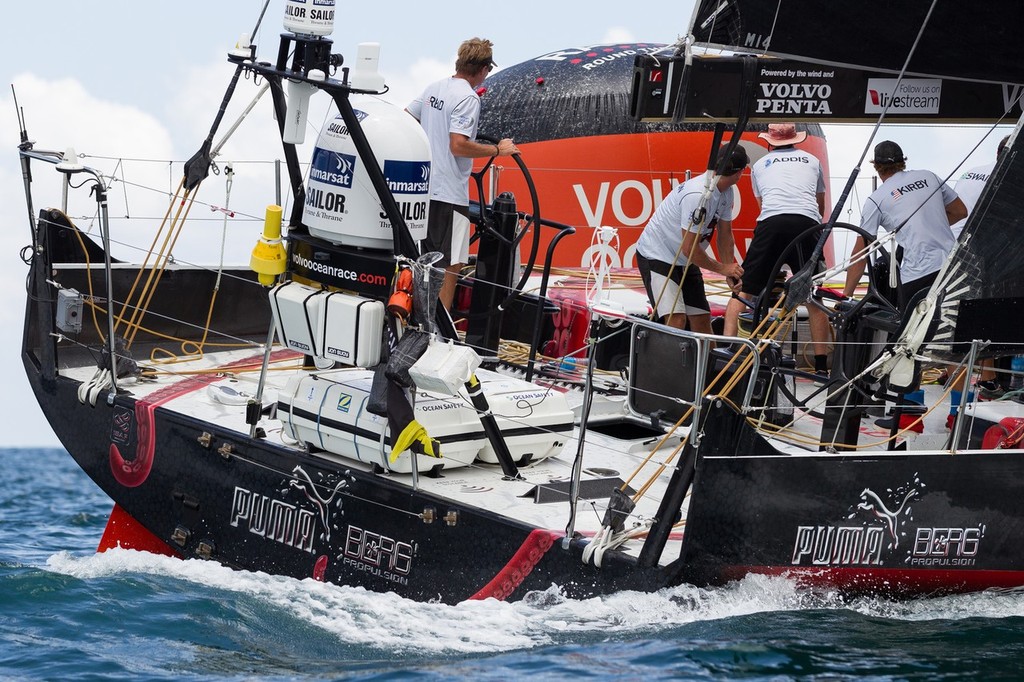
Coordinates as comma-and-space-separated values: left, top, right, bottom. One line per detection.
635, 145, 747, 333
951, 136, 1011, 399
406, 38, 519, 310
950, 162, 993, 239
844, 140, 966, 312
846, 141, 968, 429
723, 122, 831, 376
950, 135, 1009, 238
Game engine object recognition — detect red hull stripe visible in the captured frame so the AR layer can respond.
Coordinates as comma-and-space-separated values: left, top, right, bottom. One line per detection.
469, 529, 562, 601
109, 349, 300, 487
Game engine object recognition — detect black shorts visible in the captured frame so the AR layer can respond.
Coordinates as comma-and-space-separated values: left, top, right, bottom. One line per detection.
636, 253, 710, 318
422, 201, 470, 267
740, 214, 823, 296
899, 270, 938, 314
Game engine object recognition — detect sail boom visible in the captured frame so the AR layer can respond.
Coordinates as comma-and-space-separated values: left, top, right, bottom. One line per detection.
687, 1, 1024, 86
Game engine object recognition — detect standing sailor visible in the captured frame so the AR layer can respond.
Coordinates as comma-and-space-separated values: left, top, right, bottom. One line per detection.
953, 135, 1011, 397
724, 123, 831, 378
406, 38, 519, 311
843, 140, 967, 314
843, 140, 968, 429
950, 134, 1009, 238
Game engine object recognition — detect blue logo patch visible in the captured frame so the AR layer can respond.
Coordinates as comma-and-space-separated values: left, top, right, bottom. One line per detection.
309, 148, 356, 188
384, 159, 431, 194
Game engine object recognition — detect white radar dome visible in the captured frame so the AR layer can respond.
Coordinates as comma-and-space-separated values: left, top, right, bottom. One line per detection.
304, 97, 431, 250
283, 0, 336, 37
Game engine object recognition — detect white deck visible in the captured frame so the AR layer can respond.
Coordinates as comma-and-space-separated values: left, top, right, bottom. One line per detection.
63, 346, 691, 565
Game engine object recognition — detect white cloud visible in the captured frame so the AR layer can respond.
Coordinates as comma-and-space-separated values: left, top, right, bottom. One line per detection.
601, 27, 639, 44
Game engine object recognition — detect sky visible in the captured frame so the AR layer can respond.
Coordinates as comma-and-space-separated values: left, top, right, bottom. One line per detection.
0, 1, 1012, 446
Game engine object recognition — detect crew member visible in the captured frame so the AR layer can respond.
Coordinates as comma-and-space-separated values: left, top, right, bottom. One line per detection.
723, 123, 831, 378
635, 145, 747, 333
843, 140, 966, 314
843, 140, 968, 429
953, 135, 1011, 398
950, 135, 1009, 239
406, 38, 519, 311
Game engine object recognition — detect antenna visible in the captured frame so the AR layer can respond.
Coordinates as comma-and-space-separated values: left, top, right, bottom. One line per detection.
279, 0, 336, 144
11, 84, 30, 147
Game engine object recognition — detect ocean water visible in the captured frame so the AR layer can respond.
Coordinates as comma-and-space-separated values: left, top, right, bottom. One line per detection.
3, 449, 1024, 681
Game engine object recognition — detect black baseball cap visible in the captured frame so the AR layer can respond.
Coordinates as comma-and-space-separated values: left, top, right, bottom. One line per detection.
717, 145, 749, 174
872, 140, 906, 164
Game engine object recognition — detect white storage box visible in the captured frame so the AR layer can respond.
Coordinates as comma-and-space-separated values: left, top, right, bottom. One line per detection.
467, 369, 575, 466
319, 292, 385, 367
270, 281, 327, 356
408, 336, 481, 396
278, 369, 483, 474
270, 282, 385, 368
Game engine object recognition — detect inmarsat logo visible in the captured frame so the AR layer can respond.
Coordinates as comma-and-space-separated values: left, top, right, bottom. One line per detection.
791, 475, 987, 568
309, 149, 356, 188
383, 159, 430, 194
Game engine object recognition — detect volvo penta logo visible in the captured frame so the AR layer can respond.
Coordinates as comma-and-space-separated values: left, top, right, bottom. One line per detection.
755, 80, 834, 115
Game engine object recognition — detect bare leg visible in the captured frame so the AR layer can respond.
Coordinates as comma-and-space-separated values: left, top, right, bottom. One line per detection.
723, 295, 752, 337
438, 263, 462, 311
663, 312, 688, 330
807, 305, 831, 357
688, 314, 712, 335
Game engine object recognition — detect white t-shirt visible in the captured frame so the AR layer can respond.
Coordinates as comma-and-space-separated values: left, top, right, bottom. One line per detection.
635, 174, 735, 265
861, 169, 958, 284
950, 161, 995, 238
750, 147, 825, 222
407, 77, 480, 206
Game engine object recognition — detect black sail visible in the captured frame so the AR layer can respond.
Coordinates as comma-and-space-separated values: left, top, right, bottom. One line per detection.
932, 128, 1024, 356
689, 1, 1024, 85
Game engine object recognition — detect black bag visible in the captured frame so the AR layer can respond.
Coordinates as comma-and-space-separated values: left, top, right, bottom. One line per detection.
366, 364, 390, 416
384, 329, 430, 388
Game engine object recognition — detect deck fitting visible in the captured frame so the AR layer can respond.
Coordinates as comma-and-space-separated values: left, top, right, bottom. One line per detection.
170, 525, 190, 547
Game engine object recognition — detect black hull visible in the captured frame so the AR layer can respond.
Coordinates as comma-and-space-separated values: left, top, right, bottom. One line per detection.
24, 353, 668, 604
681, 402, 1024, 596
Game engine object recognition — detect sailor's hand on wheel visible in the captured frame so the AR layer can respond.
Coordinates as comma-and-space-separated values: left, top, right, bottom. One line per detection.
497, 138, 520, 156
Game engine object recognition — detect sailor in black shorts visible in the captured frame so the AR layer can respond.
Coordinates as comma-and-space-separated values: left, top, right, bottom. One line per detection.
723, 123, 831, 376
738, 213, 823, 301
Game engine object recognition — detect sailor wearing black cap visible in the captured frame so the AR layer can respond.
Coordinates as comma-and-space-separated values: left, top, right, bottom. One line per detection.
635, 145, 747, 333
846, 140, 969, 430
843, 140, 967, 312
